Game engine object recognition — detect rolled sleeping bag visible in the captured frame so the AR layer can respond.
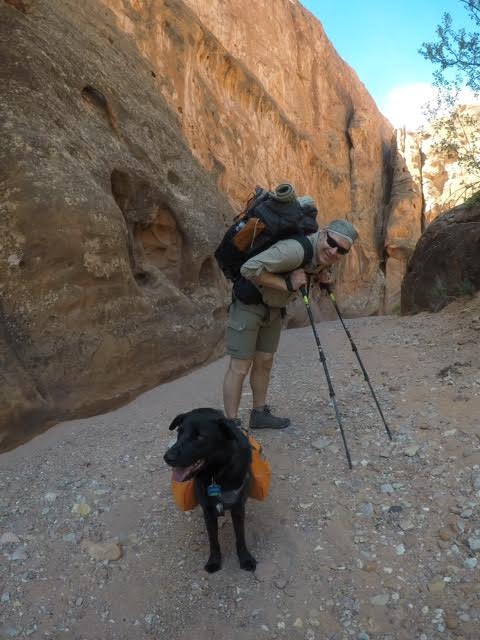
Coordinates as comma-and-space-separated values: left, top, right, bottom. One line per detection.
272, 182, 296, 202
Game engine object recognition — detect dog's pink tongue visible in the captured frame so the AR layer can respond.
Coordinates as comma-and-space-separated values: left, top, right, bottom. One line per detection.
172, 467, 192, 482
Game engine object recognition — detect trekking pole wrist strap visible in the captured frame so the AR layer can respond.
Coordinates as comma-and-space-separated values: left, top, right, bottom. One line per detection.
284, 274, 294, 292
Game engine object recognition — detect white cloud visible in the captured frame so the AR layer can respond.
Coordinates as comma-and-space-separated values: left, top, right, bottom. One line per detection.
381, 83, 438, 130
380, 83, 480, 131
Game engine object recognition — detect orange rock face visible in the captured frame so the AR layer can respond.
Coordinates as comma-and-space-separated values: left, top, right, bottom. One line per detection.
107, 0, 395, 313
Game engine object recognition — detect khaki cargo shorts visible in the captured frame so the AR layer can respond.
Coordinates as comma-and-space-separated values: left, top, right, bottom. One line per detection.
226, 299, 283, 360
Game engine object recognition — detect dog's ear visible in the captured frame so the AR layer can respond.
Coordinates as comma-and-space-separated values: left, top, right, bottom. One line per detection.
168, 413, 187, 431
217, 417, 240, 440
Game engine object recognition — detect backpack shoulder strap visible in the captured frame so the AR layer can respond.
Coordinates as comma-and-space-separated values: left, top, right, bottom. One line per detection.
290, 235, 314, 267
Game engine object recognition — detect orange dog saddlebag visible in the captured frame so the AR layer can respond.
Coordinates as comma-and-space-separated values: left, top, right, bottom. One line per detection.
248, 435, 271, 501
171, 478, 199, 511
170, 434, 271, 511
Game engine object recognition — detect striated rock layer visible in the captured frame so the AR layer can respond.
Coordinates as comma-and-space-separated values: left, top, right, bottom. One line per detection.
1, 0, 398, 449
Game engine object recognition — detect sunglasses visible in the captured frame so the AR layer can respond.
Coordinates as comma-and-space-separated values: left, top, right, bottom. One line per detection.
326, 233, 350, 255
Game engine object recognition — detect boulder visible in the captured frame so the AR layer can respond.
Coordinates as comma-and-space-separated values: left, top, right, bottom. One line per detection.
401, 202, 480, 313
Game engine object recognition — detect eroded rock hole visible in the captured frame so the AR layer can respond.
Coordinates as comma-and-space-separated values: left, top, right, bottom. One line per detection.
82, 85, 118, 135
111, 169, 183, 288
199, 257, 216, 287
167, 170, 181, 185
82, 85, 108, 111
136, 207, 183, 285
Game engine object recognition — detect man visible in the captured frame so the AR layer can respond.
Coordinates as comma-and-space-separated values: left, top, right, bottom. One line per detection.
222, 209, 358, 430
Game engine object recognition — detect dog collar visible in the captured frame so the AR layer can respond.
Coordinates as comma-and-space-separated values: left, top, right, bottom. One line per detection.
207, 473, 250, 509
217, 473, 250, 508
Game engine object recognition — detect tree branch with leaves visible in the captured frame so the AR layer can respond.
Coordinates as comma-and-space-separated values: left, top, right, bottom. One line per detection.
419, 0, 480, 204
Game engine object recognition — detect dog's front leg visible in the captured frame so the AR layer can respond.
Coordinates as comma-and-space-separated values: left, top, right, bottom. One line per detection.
231, 503, 256, 571
203, 507, 222, 573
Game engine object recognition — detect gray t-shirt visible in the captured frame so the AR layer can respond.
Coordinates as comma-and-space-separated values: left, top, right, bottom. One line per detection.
240, 231, 329, 308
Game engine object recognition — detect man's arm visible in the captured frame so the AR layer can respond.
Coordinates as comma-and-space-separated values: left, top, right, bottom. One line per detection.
252, 269, 308, 292
240, 239, 307, 291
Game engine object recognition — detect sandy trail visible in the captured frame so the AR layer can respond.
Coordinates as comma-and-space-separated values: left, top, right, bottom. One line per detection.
1, 296, 480, 640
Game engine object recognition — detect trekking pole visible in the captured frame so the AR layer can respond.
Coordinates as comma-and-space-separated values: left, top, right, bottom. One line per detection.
299, 286, 353, 470
321, 284, 393, 441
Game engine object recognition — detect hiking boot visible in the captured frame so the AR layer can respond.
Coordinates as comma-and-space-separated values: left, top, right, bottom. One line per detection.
249, 405, 290, 430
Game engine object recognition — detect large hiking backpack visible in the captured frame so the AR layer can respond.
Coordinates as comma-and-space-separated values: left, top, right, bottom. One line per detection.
214, 184, 318, 304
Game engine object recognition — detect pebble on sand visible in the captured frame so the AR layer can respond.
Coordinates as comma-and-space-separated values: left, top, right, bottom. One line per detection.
80, 540, 123, 561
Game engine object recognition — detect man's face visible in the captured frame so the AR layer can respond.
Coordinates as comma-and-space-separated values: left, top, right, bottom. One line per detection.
316, 230, 352, 266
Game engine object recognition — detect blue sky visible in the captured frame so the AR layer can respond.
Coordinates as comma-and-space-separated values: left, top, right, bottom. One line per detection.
300, 0, 474, 127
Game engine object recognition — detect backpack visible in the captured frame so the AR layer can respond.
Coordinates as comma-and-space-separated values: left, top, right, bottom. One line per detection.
214, 185, 318, 304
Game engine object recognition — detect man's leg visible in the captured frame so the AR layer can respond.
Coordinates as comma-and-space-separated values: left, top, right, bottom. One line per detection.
248, 312, 290, 430
224, 300, 261, 420
250, 351, 274, 409
223, 357, 252, 419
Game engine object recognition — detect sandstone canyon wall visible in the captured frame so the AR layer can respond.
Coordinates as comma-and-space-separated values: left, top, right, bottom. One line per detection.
382, 130, 424, 313
1, 0, 401, 450
406, 105, 480, 225
107, 0, 396, 315
1, 0, 234, 451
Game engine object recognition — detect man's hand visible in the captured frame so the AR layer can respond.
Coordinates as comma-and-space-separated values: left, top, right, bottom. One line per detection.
317, 267, 333, 285
289, 269, 308, 291
252, 269, 307, 292
305, 269, 333, 294
314, 268, 333, 293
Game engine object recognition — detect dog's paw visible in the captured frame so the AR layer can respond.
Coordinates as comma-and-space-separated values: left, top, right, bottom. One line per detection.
239, 552, 257, 572
204, 555, 222, 573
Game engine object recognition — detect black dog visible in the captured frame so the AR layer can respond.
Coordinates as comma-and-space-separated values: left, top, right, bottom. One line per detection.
164, 408, 256, 573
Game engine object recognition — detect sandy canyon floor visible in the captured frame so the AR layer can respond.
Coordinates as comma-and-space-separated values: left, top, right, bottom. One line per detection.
1, 294, 480, 640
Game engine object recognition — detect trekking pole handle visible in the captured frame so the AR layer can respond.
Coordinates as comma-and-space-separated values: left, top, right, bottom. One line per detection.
319, 282, 337, 302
